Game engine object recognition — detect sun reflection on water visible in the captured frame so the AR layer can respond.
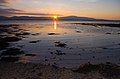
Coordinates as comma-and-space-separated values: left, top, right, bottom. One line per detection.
54, 20, 57, 30
53, 15, 58, 30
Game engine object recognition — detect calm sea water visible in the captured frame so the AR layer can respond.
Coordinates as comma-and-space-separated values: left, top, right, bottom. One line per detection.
0, 20, 120, 25
0, 20, 120, 68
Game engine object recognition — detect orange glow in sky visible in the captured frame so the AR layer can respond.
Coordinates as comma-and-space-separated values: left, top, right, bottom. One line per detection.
0, 0, 120, 20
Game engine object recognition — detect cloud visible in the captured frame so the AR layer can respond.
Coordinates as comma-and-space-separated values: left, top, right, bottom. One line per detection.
0, 0, 51, 16
0, 0, 23, 16
0, 0, 8, 4
0, 7, 57, 16
74, 0, 98, 2
0, 0, 20, 4
12, 12, 57, 16
0, 7, 22, 16
0, 4, 7, 7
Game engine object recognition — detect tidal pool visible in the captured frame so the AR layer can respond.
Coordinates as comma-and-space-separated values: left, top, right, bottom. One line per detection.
0, 20, 120, 68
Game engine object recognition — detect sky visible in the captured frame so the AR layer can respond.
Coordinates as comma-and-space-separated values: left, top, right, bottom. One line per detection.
0, 0, 120, 20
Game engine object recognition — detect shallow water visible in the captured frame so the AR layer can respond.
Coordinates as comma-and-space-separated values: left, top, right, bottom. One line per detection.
0, 20, 120, 68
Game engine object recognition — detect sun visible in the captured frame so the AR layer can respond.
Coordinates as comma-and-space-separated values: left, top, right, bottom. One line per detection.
53, 15, 58, 19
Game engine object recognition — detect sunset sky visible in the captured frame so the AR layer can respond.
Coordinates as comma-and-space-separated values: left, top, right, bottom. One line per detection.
0, 0, 120, 20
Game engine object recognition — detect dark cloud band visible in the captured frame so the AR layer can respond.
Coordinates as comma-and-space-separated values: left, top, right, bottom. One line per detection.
0, 0, 8, 4
0, 7, 57, 16
0, 0, 60, 17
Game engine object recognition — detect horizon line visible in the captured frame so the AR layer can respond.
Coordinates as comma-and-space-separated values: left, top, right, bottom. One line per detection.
0, 15, 120, 21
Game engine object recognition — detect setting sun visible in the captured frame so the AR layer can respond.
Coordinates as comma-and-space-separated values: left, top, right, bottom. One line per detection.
53, 16, 58, 19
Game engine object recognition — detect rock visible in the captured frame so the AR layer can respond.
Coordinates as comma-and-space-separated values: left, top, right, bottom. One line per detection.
1, 37, 22, 42
25, 54, 36, 56
15, 32, 30, 36
55, 50, 66, 55
73, 63, 120, 79
106, 33, 111, 34
31, 33, 40, 36
0, 57, 19, 62
48, 33, 60, 35
1, 48, 24, 56
76, 31, 82, 33
0, 40, 9, 50
29, 40, 40, 43
55, 41, 67, 48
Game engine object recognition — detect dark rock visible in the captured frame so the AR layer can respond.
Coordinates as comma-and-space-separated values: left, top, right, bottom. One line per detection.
1, 37, 22, 42
50, 52, 53, 54
106, 33, 111, 34
29, 40, 40, 43
31, 33, 40, 36
0, 40, 9, 50
25, 54, 36, 56
73, 63, 120, 79
1, 48, 24, 56
37, 72, 42, 76
102, 47, 108, 49
48, 33, 60, 35
76, 31, 82, 33
55, 42, 67, 48
45, 59, 48, 61
93, 56, 95, 58
15, 32, 30, 36
107, 56, 109, 58
55, 50, 66, 55
52, 65, 58, 69
54, 41, 60, 43
0, 57, 19, 62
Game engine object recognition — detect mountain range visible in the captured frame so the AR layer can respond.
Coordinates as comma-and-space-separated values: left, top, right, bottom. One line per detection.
0, 16, 119, 22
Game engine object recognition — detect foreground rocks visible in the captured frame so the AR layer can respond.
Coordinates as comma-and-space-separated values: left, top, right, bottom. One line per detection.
0, 39, 9, 50
0, 63, 119, 79
73, 63, 120, 79
1, 48, 24, 56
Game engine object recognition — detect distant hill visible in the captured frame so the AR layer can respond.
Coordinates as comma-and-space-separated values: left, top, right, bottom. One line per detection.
0, 16, 51, 20
0, 16, 119, 22
60, 16, 120, 22
60, 16, 96, 21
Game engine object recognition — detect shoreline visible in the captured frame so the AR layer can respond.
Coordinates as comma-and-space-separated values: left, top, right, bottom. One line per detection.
0, 62, 120, 79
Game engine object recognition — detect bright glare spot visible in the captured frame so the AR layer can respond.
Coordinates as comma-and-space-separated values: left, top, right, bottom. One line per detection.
53, 16, 58, 19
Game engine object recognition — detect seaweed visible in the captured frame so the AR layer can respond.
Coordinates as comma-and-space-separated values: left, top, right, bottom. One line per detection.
55, 41, 67, 48
1, 37, 22, 42
0, 57, 19, 62
1, 48, 24, 56
73, 63, 120, 78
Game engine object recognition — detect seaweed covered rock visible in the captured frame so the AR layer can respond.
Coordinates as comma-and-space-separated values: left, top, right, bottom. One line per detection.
1, 37, 22, 42
0, 57, 19, 62
73, 63, 120, 79
55, 41, 67, 48
0, 40, 9, 50
1, 48, 24, 56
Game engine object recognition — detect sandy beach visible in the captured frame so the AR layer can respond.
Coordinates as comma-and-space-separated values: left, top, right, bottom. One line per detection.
0, 62, 120, 79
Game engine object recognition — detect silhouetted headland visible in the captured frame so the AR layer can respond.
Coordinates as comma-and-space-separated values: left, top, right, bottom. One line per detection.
0, 16, 120, 22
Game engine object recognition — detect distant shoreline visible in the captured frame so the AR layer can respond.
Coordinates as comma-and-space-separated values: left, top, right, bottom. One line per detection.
0, 16, 120, 22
